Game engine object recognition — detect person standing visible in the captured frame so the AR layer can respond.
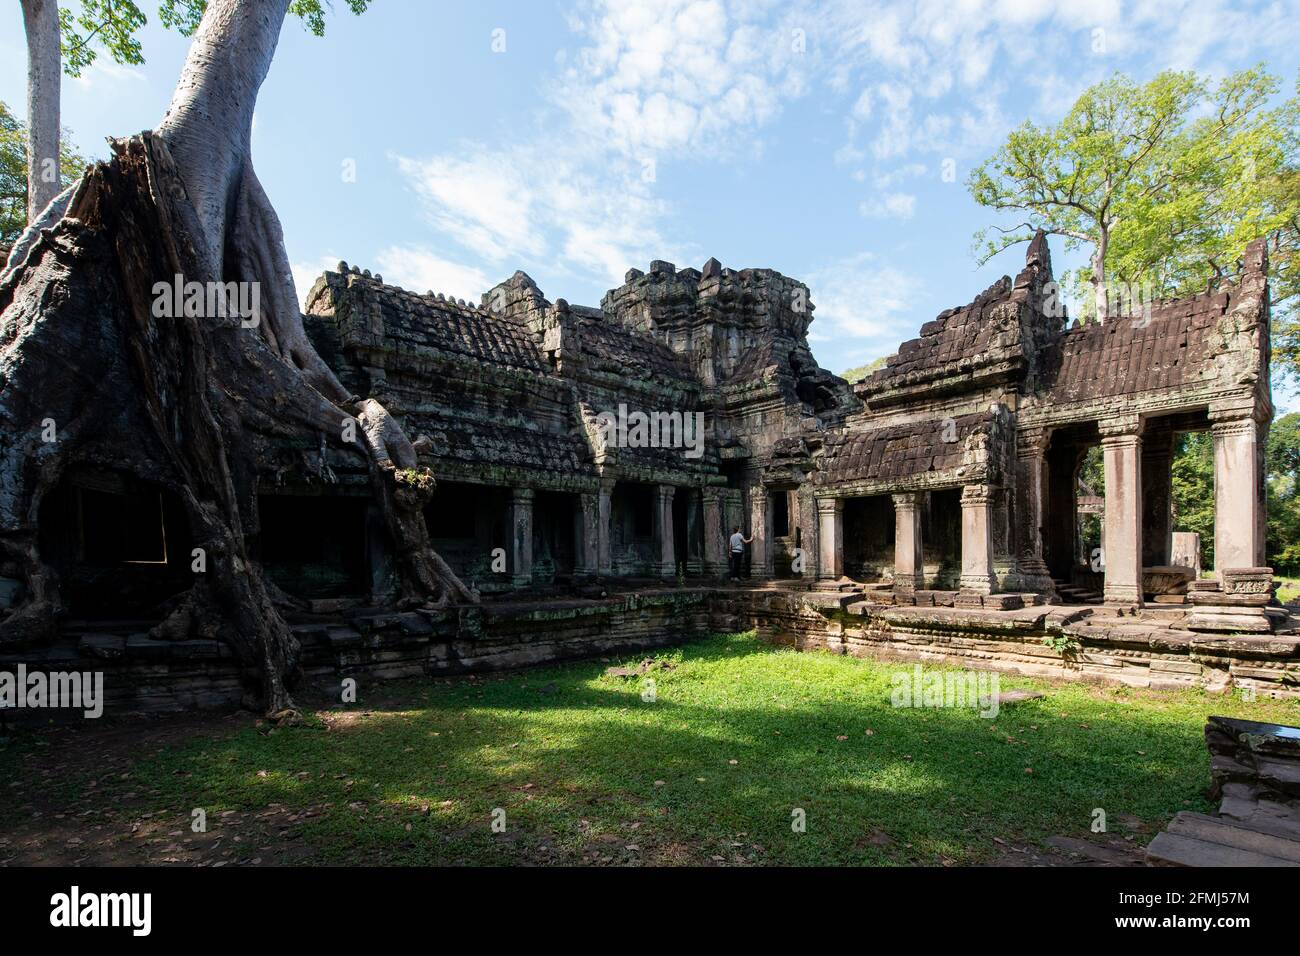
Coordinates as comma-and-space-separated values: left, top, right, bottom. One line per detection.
728, 526, 753, 581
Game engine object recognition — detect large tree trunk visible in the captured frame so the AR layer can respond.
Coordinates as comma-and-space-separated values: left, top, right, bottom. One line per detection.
21, 0, 61, 224
1091, 229, 1110, 322
0, 0, 475, 716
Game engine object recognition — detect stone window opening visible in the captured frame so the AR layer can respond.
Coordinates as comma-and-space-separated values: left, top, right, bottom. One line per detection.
258, 493, 369, 600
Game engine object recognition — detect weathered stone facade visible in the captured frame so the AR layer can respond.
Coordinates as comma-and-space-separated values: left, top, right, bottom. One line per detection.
4, 228, 1293, 712
299, 255, 857, 597
298, 230, 1277, 617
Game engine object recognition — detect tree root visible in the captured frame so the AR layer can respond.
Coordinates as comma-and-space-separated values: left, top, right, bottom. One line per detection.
0, 132, 476, 714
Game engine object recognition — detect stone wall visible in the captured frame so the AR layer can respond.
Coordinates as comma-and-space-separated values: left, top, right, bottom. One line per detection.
0, 590, 712, 721
719, 590, 1300, 699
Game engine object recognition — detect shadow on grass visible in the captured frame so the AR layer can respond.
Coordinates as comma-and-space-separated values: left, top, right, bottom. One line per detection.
11, 633, 1300, 865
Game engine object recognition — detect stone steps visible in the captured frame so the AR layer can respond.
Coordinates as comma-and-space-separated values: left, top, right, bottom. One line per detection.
1052, 578, 1103, 604
1147, 812, 1300, 866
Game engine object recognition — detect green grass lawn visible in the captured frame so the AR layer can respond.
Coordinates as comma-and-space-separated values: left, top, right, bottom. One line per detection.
1276, 576, 1300, 605
5, 632, 1300, 865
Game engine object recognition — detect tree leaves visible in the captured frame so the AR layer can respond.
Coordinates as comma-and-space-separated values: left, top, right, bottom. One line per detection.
0, 100, 88, 247
969, 68, 1300, 385
57, 1, 373, 76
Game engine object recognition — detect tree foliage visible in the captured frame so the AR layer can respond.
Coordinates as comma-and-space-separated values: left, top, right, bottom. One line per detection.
1165, 418, 1300, 576
838, 356, 886, 383
57, 0, 371, 77
969, 68, 1300, 384
1266, 412, 1300, 575
0, 100, 87, 247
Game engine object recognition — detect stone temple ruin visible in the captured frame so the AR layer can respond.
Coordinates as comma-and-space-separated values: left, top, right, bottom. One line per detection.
4, 231, 1297, 711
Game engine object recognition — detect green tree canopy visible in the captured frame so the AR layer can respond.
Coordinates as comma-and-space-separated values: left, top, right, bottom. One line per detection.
58, 1, 370, 77
968, 68, 1300, 384
838, 356, 887, 383
1, 100, 86, 247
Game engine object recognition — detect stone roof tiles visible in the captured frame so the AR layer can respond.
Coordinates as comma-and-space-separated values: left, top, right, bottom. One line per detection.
858, 276, 1018, 392
821, 411, 992, 485
405, 412, 591, 476
370, 285, 547, 373
1038, 289, 1230, 402
572, 312, 696, 383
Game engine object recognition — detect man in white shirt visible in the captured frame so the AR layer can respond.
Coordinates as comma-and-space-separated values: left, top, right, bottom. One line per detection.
728, 526, 753, 581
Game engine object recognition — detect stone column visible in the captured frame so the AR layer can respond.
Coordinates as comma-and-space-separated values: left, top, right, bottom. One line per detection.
597, 478, 614, 575
1141, 429, 1174, 567
509, 488, 534, 588
1100, 425, 1143, 605
816, 497, 843, 581
748, 485, 768, 580
959, 484, 998, 593
722, 489, 744, 540
892, 492, 924, 594
576, 491, 599, 577
702, 487, 726, 578
1211, 414, 1266, 573
1014, 427, 1054, 592
684, 489, 702, 575
654, 485, 676, 580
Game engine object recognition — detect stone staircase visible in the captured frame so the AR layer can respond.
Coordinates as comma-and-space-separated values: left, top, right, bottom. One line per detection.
1051, 577, 1103, 605
1147, 716, 1300, 867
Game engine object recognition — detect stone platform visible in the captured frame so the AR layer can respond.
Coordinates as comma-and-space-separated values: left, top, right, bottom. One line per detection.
719, 586, 1300, 699
0, 588, 714, 719
4, 582, 1298, 720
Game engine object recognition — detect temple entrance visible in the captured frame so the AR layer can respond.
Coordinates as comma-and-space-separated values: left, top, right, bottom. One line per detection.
922, 488, 962, 589
671, 489, 707, 576
843, 495, 894, 583
423, 481, 510, 586
1044, 423, 1101, 588
258, 493, 369, 600
533, 490, 578, 582
770, 487, 804, 578
610, 482, 657, 575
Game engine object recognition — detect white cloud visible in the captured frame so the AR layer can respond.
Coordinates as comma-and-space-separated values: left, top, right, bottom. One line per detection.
290, 254, 341, 310
859, 192, 916, 220
393, 151, 543, 263
555, 0, 809, 159
393, 142, 678, 292
806, 252, 925, 349
812, 0, 1300, 202
372, 247, 492, 302
381, 0, 1299, 327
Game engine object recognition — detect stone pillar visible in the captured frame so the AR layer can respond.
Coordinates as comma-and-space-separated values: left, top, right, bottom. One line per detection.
1014, 427, 1054, 592
702, 487, 726, 578
1171, 531, 1202, 577
1100, 425, 1143, 605
510, 488, 534, 587
1141, 429, 1174, 567
816, 497, 843, 581
597, 478, 614, 575
1211, 414, 1266, 573
654, 485, 676, 580
683, 489, 702, 575
576, 491, 599, 577
892, 492, 924, 594
748, 485, 768, 580
959, 484, 997, 594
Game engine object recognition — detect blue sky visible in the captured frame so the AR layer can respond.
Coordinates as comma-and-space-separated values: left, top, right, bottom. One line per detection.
2, 0, 1298, 407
